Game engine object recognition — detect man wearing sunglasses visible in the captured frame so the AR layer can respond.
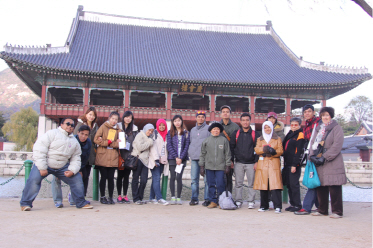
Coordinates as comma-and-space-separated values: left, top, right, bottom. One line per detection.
20, 118, 93, 211
188, 111, 211, 206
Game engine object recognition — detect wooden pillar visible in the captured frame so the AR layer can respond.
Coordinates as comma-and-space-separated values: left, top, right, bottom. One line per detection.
210, 93, 216, 121
321, 99, 326, 108
83, 87, 89, 113
124, 89, 130, 111
166, 92, 172, 120
285, 97, 291, 124
40, 85, 46, 115
250, 96, 256, 123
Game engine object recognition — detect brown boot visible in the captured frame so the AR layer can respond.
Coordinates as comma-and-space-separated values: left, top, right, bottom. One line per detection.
207, 202, 218, 209
21, 206, 31, 211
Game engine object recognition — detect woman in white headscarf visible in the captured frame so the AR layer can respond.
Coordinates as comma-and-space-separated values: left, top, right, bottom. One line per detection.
253, 121, 284, 213
131, 124, 155, 204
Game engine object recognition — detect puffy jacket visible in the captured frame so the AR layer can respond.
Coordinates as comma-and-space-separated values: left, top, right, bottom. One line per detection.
188, 122, 210, 160
74, 119, 98, 165
167, 130, 190, 160
282, 128, 305, 167
74, 135, 91, 170
118, 123, 139, 160
94, 121, 121, 167
131, 130, 154, 167
230, 128, 259, 164
253, 132, 284, 190
199, 135, 231, 171
274, 120, 285, 141
33, 127, 82, 174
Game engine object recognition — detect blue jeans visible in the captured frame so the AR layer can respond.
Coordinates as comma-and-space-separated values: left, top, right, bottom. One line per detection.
302, 188, 319, 212
20, 164, 88, 208
52, 176, 75, 205
206, 169, 225, 204
190, 160, 209, 201
150, 163, 164, 200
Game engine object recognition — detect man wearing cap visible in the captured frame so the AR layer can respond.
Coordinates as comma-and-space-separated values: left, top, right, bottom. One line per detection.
295, 104, 321, 215
199, 122, 231, 209
188, 111, 211, 206
219, 105, 240, 193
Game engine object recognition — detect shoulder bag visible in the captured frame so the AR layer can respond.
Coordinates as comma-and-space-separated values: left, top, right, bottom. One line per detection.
302, 160, 321, 189
123, 155, 139, 170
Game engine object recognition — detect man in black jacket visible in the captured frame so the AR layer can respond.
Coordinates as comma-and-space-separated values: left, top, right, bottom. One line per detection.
230, 113, 259, 209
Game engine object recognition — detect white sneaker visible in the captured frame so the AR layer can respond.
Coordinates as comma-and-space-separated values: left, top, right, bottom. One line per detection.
150, 199, 158, 204
158, 199, 170, 206
275, 208, 282, 214
236, 202, 242, 208
248, 202, 255, 209
258, 208, 269, 212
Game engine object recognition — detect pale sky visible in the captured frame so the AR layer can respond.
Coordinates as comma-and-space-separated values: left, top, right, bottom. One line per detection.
1, 0, 372, 115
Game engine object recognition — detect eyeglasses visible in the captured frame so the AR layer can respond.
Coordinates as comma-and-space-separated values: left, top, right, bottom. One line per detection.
291, 124, 299, 127
64, 122, 75, 128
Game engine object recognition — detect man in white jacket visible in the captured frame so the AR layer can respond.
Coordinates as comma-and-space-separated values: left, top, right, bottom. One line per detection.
20, 118, 93, 211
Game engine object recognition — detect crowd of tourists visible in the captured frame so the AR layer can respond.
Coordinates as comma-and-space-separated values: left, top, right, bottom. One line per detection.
20, 103, 347, 218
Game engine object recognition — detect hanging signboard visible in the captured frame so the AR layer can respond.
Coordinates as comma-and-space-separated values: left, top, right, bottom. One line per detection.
178, 84, 206, 95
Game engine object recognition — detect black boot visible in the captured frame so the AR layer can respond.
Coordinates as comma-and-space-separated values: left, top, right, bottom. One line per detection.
100, 196, 109, 204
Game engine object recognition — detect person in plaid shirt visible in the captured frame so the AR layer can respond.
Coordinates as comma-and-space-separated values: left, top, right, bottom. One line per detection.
294, 104, 321, 215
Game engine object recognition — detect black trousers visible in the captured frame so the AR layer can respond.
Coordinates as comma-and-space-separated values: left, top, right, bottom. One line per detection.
131, 160, 149, 202
317, 185, 343, 216
169, 162, 186, 198
260, 182, 282, 209
99, 167, 116, 198
282, 166, 302, 208
117, 168, 131, 196
80, 163, 92, 196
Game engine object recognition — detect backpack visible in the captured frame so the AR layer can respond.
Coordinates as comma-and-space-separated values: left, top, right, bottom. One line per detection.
235, 129, 256, 144
219, 189, 238, 210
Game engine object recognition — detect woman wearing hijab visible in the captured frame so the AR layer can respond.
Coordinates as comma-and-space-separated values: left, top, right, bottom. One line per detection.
254, 121, 284, 213
148, 119, 169, 205
131, 124, 155, 204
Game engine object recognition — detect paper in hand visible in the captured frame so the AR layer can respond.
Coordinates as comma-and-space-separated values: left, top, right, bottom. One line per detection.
118, 132, 126, 149
107, 129, 116, 141
175, 164, 183, 174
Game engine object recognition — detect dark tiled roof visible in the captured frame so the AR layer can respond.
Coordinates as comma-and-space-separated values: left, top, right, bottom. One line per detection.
1, 19, 371, 86
342, 135, 372, 154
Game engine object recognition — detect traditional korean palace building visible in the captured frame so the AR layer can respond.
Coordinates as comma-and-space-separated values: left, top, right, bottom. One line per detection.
1, 6, 371, 134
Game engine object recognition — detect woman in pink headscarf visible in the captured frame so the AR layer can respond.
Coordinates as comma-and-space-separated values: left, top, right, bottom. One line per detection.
148, 119, 170, 205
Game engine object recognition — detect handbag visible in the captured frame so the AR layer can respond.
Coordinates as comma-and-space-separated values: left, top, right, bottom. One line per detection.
118, 151, 125, 170
219, 185, 238, 210
309, 129, 332, 166
302, 160, 321, 189
123, 155, 139, 170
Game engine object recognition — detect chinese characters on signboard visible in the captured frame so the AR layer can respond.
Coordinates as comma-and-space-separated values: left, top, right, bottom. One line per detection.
179, 84, 205, 94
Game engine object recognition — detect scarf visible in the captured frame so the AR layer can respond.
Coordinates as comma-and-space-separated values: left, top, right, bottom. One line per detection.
196, 121, 207, 130
312, 120, 333, 150
262, 121, 274, 144
156, 119, 168, 141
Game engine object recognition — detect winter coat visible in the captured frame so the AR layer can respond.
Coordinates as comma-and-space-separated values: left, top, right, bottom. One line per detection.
230, 128, 259, 164
219, 119, 240, 139
309, 120, 347, 186
74, 135, 91, 171
148, 131, 169, 174
282, 128, 305, 168
131, 130, 154, 167
199, 135, 231, 171
188, 122, 210, 160
117, 123, 139, 160
74, 119, 98, 165
166, 130, 190, 161
94, 122, 120, 167
253, 132, 284, 190
274, 120, 285, 141
33, 127, 82, 174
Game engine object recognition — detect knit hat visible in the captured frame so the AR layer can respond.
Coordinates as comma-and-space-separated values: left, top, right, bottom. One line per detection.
208, 121, 224, 133
196, 110, 206, 118
220, 105, 231, 112
267, 112, 278, 119
303, 104, 314, 112
143, 123, 155, 133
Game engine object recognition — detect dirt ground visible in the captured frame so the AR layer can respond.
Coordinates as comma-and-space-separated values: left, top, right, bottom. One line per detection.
0, 198, 371, 248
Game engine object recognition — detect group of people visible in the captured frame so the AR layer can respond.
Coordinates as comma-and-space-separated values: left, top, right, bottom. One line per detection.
20, 103, 347, 218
